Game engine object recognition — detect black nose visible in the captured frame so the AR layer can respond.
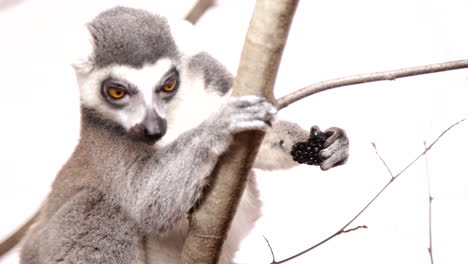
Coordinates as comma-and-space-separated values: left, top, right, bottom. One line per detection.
142, 114, 167, 143
129, 116, 167, 144
143, 127, 164, 143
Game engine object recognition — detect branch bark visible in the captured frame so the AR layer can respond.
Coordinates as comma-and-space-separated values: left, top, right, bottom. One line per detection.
184, 0, 216, 25
180, 0, 299, 263
277, 59, 468, 110
0, 212, 38, 258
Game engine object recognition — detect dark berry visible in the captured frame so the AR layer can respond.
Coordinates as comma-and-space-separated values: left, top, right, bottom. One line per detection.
290, 128, 327, 166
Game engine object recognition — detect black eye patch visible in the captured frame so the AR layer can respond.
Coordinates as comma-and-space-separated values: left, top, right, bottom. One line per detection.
158, 68, 180, 100
101, 77, 138, 108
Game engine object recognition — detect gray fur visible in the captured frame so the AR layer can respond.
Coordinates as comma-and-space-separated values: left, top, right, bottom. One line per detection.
20, 6, 349, 264
22, 189, 139, 264
88, 6, 179, 68
255, 120, 309, 170
188, 52, 233, 95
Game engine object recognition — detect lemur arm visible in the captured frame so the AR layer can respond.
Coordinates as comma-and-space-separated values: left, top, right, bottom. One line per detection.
254, 119, 349, 171
112, 96, 275, 234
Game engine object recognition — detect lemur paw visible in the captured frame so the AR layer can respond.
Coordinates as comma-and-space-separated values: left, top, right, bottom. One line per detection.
220, 96, 277, 134
319, 127, 349, 170
290, 126, 349, 170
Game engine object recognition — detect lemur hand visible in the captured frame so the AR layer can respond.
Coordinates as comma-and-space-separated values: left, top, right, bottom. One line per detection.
317, 127, 349, 170
291, 126, 349, 170
214, 96, 277, 135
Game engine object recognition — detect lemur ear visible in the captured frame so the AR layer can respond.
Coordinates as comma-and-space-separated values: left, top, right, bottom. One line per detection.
65, 24, 96, 74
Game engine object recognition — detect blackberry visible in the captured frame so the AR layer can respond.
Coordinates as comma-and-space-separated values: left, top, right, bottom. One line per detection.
290, 126, 328, 166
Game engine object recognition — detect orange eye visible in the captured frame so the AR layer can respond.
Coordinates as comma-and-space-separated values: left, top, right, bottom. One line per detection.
162, 79, 177, 92
107, 87, 127, 99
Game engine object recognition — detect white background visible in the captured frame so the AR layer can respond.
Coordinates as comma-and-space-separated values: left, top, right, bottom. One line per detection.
1, 0, 468, 263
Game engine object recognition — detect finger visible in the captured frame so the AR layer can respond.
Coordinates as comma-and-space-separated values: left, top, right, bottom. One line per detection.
319, 139, 342, 159
323, 127, 346, 148
320, 151, 348, 171
309, 126, 322, 139
234, 95, 266, 108
231, 120, 271, 133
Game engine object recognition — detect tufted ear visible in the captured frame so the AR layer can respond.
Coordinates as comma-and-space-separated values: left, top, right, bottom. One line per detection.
65, 24, 96, 75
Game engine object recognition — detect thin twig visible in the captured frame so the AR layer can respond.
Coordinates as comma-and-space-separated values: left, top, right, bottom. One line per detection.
273, 119, 465, 264
277, 59, 468, 110
342, 225, 368, 234
184, 0, 216, 24
372, 142, 394, 178
424, 141, 435, 264
262, 235, 276, 263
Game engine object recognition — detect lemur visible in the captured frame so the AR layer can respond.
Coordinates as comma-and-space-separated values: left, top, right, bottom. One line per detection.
16, 6, 349, 264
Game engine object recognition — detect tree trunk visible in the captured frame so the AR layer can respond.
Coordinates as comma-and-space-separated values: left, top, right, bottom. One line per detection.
180, 0, 299, 263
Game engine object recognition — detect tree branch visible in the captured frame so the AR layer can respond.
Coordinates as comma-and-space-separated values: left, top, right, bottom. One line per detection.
180, 1, 299, 263
277, 59, 468, 110
263, 235, 277, 264
272, 119, 465, 263
424, 141, 435, 264
342, 225, 368, 234
0, 211, 38, 258
372, 142, 394, 178
184, 0, 216, 25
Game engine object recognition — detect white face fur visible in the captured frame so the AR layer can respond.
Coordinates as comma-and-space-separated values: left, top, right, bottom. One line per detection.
78, 59, 173, 131
72, 20, 224, 146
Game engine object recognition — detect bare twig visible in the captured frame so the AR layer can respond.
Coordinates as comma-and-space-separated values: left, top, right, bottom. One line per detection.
265, 225, 367, 264
277, 59, 468, 110
424, 141, 435, 264
272, 119, 465, 264
184, 0, 216, 24
262, 235, 276, 263
342, 225, 368, 234
372, 142, 394, 178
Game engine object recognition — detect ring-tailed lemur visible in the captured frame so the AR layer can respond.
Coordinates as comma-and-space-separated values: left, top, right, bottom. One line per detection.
19, 6, 349, 264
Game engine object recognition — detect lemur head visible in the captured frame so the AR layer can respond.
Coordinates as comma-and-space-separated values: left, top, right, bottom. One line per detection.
71, 6, 210, 145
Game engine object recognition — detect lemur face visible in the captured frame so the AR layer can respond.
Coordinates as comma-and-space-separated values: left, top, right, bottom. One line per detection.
71, 6, 226, 146
73, 6, 183, 144
79, 60, 181, 144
